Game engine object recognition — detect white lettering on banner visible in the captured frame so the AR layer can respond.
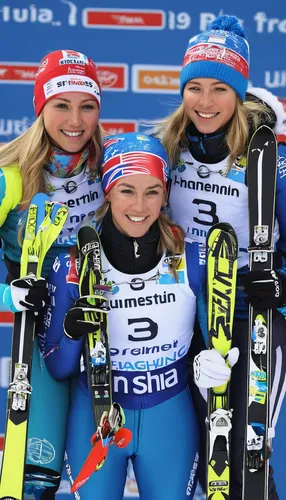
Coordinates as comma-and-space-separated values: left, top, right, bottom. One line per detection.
0, 2, 78, 27
113, 367, 178, 395
199, 13, 244, 31
265, 71, 286, 89
254, 12, 286, 33
167, 11, 191, 30
0, 117, 31, 137
199, 13, 216, 31
0, 357, 10, 388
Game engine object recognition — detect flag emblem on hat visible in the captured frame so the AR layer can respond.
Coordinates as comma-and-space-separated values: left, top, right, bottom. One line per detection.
208, 35, 226, 44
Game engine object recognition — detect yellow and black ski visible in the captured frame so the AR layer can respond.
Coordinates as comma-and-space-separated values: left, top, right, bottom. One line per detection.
206, 222, 238, 500
0, 193, 68, 500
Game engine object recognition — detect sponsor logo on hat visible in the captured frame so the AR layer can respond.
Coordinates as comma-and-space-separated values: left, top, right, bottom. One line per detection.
97, 63, 128, 91
208, 35, 226, 44
59, 49, 89, 66
132, 64, 180, 93
82, 8, 165, 30
183, 44, 249, 78
100, 119, 138, 135
43, 75, 101, 102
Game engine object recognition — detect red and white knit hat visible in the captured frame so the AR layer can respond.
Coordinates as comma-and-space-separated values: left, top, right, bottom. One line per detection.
33, 49, 101, 116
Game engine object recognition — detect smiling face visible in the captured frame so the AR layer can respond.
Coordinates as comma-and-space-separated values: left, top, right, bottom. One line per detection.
42, 92, 100, 153
105, 174, 165, 238
183, 78, 237, 134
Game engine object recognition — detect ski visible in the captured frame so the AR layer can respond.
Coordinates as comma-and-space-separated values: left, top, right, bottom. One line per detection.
71, 404, 132, 492
206, 222, 238, 500
0, 194, 68, 500
71, 224, 131, 492
242, 125, 277, 499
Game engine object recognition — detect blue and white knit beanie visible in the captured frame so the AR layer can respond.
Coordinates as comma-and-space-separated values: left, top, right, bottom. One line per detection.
180, 15, 249, 101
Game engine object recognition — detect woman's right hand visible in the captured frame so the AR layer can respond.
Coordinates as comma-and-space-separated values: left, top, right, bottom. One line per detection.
193, 347, 239, 389
64, 296, 106, 340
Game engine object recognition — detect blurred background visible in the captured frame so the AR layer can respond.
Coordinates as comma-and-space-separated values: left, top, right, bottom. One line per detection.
0, 1, 285, 498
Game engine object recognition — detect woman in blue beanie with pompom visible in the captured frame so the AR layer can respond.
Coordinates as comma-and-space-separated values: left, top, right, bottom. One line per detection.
157, 14, 286, 500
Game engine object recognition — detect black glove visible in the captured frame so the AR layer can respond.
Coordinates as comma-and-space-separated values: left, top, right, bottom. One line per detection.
241, 269, 283, 311
64, 296, 107, 340
10, 274, 48, 312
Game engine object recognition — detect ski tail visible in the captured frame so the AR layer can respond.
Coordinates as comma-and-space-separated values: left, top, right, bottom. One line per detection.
70, 427, 132, 493
0, 195, 68, 499
206, 222, 238, 500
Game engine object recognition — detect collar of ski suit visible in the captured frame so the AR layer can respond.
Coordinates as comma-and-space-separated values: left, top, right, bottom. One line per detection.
100, 208, 162, 275
186, 121, 230, 165
45, 141, 96, 178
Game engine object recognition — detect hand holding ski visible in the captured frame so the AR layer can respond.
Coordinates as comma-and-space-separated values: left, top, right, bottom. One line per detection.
70, 223, 132, 492
242, 269, 282, 310
0, 194, 68, 500
10, 274, 48, 312
194, 347, 239, 389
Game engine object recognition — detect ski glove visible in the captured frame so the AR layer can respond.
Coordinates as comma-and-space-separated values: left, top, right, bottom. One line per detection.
9, 273, 48, 312
193, 347, 239, 389
241, 269, 282, 311
64, 296, 108, 341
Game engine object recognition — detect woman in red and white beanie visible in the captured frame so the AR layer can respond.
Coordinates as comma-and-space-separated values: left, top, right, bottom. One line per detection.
0, 49, 105, 497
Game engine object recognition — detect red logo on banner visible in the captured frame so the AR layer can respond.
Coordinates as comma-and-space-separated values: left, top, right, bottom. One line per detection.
0, 312, 14, 324
0, 63, 38, 83
0, 62, 128, 91
100, 120, 138, 135
97, 64, 128, 91
82, 8, 165, 29
132, 65, 180, 93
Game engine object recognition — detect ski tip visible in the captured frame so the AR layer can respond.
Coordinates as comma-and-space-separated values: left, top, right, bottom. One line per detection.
206, 222, 238, 246
30, 192, 50, 206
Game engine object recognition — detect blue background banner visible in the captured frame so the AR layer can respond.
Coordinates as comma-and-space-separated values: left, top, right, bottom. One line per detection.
0, 1, 285, 498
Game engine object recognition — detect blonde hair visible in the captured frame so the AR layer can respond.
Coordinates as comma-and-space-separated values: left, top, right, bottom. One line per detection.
157, 97, 273, 172
0, 114, 105, 209
96, 199, 185, 278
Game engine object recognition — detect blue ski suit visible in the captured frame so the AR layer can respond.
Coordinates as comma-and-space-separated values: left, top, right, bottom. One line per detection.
42, 217, 207, 500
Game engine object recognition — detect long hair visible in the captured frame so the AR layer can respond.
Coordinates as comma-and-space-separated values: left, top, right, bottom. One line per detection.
156, 97, 273, 172
0, 115, 105, 209
96, 199, 185, 278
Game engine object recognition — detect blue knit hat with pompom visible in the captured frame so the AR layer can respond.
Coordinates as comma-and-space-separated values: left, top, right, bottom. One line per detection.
180, 15, 249, 101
